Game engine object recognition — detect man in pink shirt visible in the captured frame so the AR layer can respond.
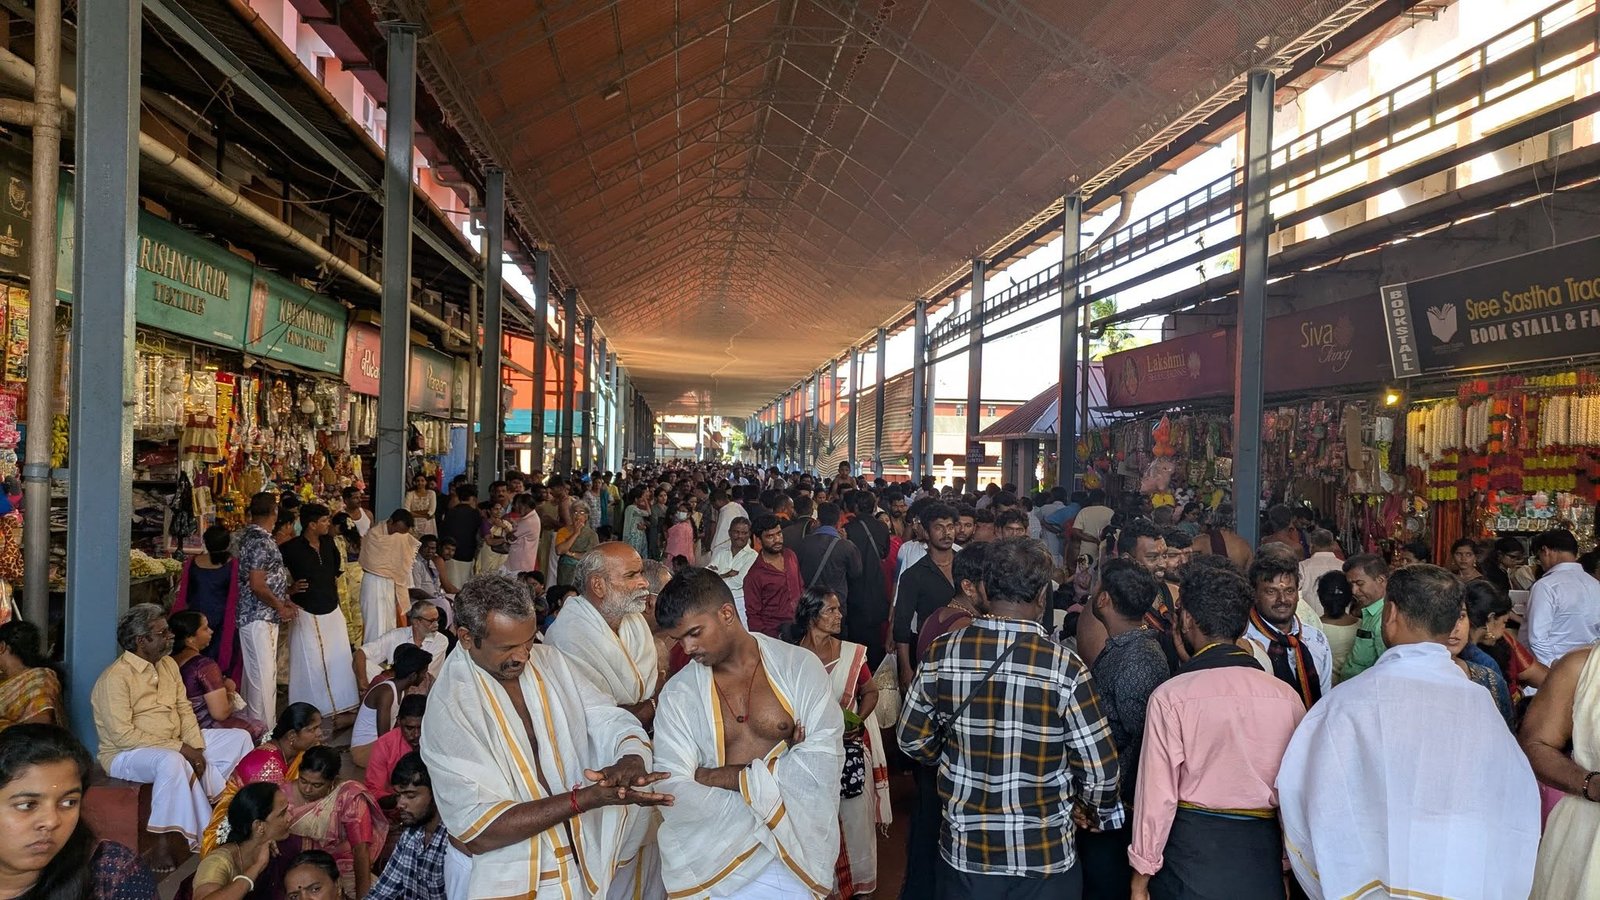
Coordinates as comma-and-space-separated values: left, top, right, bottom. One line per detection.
1127, 562, 1306, 900
367, 693, 425, 809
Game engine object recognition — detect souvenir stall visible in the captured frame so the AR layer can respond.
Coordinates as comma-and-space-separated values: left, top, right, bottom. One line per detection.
1405, 372, 1600, 559
1099, 294, 1401, 543
1382, 236, 1600, 560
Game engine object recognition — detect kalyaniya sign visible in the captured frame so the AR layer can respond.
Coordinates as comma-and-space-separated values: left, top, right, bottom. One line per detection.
1382, 236, 1600, 378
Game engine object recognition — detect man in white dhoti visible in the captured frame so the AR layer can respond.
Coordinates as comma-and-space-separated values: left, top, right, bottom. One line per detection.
280, 503, 360, 718
359, 509, 419, 643
1277, 564, 1540, 900
546, 543, 664, 900
420, 574, 673, 900
654, 567, 844, 899
91, 604, 254, 868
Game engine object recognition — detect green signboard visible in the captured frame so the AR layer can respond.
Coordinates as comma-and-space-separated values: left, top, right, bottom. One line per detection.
245, 272, 347, 373
55, 186, 254, 349
409, 345, 455, 416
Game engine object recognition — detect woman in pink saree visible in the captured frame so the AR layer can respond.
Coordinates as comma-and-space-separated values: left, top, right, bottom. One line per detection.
286, 745, 387, 898
200, 702, 323, 854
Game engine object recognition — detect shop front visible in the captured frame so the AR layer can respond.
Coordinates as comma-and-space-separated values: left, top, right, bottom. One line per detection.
1385, 235, 1600, 563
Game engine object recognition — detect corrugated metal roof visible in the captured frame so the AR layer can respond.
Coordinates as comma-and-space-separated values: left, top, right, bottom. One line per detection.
404, 0, 1385, 413
979, 364, 1110, 439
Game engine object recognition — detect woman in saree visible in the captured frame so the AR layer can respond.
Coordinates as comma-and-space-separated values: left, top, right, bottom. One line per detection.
172, 525, 241, 684
553, 502, 599, 587
170, 611, 265, 742
285, 745, 387, 898
0, 620, 62, 730
783, 587, 890, 898
201, 702, 324, 854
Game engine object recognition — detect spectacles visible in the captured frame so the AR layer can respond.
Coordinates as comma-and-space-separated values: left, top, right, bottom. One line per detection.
414, 616, 440, 625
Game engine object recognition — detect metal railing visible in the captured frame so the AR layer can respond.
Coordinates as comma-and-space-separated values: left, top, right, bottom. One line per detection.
928, 0, 1598, 352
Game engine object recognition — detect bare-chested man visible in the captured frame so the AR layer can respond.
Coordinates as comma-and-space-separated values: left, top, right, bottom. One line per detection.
421, 575, 672, 899
654, 568, 843, 898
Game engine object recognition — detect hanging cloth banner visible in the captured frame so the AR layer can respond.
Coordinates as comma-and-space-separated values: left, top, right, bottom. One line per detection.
1382, 235, 1600, 378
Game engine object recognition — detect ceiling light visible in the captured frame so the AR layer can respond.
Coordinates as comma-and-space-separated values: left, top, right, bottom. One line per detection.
602, 84, 623, 101
1383, 388, 1402, 407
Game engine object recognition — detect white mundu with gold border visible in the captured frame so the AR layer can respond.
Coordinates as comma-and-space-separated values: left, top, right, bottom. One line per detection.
654, 635, 843, 899
421, 644, 652, 899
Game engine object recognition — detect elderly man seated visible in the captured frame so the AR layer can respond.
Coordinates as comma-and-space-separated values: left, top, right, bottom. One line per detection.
353, 600, 449, 691
91, 603, 254, 868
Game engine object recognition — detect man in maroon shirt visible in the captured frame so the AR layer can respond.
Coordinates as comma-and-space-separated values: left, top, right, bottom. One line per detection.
741, 514, 802, 637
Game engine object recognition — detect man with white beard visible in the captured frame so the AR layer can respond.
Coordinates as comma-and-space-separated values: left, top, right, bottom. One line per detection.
545, 542, 664, 900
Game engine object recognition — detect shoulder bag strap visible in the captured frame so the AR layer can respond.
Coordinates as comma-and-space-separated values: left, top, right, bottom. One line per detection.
806, 536, 842, 590
936, 637, 1022, 742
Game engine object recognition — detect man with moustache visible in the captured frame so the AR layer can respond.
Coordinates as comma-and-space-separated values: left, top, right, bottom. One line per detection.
366, 751, 450, 899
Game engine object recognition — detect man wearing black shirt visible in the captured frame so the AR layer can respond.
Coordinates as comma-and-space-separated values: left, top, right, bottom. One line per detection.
893, 501, 960, 687
440, 484, 481, 589
281, 503, 360, 717
844, 490, 891, 669
1078, 558, 1171, 900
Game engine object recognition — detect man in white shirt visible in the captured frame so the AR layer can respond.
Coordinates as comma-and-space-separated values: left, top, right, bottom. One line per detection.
1277, 564, 1539, 899
706, 488, 747, 561
353, 600, 449, 689
1072, 490, 1115, 563
343, 486, 373, 537
707, 517, 758, 626
1298, 529, 1345, 617
1525, 529, 1600, 666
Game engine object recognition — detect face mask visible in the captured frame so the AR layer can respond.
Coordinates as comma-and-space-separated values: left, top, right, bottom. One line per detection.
674, 512, 689, 522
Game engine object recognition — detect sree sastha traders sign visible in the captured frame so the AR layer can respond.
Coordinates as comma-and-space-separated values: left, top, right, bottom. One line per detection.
1381, 235, 1600, 377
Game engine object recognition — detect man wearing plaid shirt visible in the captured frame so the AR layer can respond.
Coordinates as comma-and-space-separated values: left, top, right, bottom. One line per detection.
367, 751, 450, 900
899, 536, 1123, 899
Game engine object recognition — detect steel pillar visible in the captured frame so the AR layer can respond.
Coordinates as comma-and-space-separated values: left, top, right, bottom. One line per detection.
529, 250, 550, 473
21, 0, 61, 628
560, 289, 577, 472
966, 259, 985, 490
828, 358, 839, 466
65, 0, 139, 751
911, 300, 928, 483
580, 316, 594, 470
1056, 195, 1083, 491
375, 23, 417, 517
873, 327, 886, 477
924, 338, 936, 482
1233, 69, 1275, 546
475, 168, 505, 496
846, 347, 859, 474
810, 371, 822, 470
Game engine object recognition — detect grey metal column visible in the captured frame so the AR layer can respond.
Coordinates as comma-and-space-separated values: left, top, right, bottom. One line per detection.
65, 0, 139, 750
559, 289, 577, 472
608, 351, 620, 470
924, 331, 937, 482
580, 316, 594, 471
21, 0, 61, 627
1233, 69, 1275, 546
375, 22, 417, 517
1056, 195, 1083, 491
529, 250, 550, 473
965, 259, 985, 490
846, 347, 859, 474
810, 370, 822, 470
873, 327, 886, 477
475, 168, 504, 496
828, 358, 839, 467
910, 300, 927, 483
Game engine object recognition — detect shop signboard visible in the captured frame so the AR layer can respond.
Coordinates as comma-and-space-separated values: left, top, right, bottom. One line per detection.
452, 357, 472, 419
1381, 236, 1600, 377
344, 324, 382, 396
246, 273, 347, 373
0, 156, 31, 276
56, 204, 254, 349
1104, 328, 1232, 409
409, 345, 454, 417
1265, 295, 1392, 392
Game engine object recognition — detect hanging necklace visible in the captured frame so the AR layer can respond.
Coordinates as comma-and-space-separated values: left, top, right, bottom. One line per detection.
718, 659, 763, 724
947, 597, 978, 617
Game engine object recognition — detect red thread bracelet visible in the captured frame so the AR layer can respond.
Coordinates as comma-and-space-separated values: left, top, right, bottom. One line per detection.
570, 785, 582, 815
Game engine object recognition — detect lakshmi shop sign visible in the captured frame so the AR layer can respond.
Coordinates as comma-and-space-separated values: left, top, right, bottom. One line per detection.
1382, 235, 1600, 377
1105, 328, 1232, 408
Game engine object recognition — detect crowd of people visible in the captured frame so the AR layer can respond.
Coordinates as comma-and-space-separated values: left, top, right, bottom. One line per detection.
1, 460, 1598, 899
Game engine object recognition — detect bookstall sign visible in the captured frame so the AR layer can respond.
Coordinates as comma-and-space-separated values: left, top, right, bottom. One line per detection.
1382, 236, 1600, 377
